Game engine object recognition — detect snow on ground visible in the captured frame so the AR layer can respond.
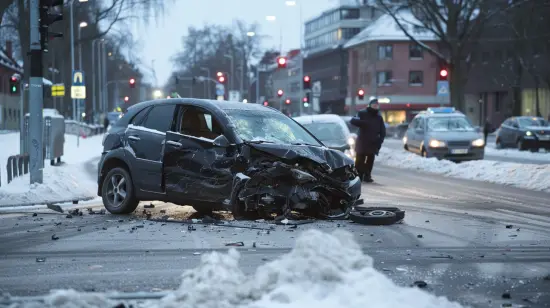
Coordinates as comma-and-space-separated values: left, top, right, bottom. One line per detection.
485, 145, 550, 162
377, 147, 550, 193
0, 132, 103, 206
19, 230, 464, 308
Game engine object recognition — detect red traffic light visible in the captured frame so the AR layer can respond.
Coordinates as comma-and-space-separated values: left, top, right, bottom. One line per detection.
218, 76, 226, 83
124, 96, 129, 102
277, 89, 284, 97
278, 57, 286, 65
11, 76, 17, 82
302, 97, 308, 102
304, 76, 310, 82
129, 78, 135, 84
263, 101, 269, 106
285, 99, 291, 105
440, 69, 448, 78
216, 71, 223, 77
358, 89, 365, 96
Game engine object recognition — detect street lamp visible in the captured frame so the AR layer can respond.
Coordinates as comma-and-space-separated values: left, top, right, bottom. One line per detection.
153, 90, 163, 98
70, 0, 89, 120
246, 31, 255, 37
286, 0, 304, 115
79, 21, 88, 28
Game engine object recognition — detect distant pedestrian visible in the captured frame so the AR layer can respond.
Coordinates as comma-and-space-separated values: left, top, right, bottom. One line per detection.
103, 116, 109, 133
350, 98, 386, 183
483, 117, 492, 144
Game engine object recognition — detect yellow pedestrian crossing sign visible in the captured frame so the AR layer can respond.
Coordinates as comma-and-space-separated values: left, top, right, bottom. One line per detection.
71, 70, 86, 99
51, 84, 65, 97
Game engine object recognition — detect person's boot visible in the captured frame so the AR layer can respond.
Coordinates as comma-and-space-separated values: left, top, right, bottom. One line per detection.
364, 175, 374, 183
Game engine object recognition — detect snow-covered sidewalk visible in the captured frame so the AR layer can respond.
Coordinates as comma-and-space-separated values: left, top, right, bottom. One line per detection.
377, 147, 550, 193
14, 229, 464, 308
0, 133, 102, 207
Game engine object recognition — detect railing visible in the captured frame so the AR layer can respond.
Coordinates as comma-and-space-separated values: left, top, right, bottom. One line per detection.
0, 154, 30, 187
64, 120, 105, 136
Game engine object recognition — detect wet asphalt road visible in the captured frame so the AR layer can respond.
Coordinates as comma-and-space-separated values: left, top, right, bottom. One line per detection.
1, 157, 550, 307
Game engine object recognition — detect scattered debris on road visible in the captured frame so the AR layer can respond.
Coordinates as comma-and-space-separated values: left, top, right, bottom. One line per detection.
225, 242, 244, 247
51, 234, 59, 240
36, 257, 46, 263
349, 206, 406, 226
413, 280, 428, 288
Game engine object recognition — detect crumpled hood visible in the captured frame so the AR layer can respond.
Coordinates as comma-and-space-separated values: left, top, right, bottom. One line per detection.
247, 142, 354, 169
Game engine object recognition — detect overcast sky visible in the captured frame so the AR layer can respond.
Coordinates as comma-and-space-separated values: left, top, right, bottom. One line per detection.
134, 0, 347, 86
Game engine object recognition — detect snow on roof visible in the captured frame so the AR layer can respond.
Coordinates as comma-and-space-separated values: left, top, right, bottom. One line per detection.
344, 10, 438, 49
0, 50, 23, 74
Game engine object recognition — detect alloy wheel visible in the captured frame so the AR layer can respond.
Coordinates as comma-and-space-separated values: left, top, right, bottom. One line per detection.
107, 173, 127, 207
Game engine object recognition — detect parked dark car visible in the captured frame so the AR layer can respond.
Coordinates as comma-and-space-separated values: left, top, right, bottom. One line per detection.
495, 116, 550, 151
98, 99, 362, 219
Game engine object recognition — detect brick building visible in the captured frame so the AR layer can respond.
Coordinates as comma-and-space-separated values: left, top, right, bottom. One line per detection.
344, 11, 449, 124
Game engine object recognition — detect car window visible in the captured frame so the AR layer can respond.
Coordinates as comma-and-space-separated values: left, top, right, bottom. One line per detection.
130, 107, 151, 126
178, 106, 223, 140
409, 118, 418, 129
224, 109, 322, 145
142, 104, 176, 133
302, 122, 347, 141
518, 117, 542, 127
417, 118, 425, 130
427, 116, 474, 132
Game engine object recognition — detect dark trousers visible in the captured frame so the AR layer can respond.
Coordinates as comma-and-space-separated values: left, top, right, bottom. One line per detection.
484, 133, 488, 144
355, 153, 375, 180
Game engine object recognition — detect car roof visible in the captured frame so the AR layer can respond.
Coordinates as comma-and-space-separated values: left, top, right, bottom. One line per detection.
418, 112, 465, 118
294, 114, 345, 125
128, 98, 280, 114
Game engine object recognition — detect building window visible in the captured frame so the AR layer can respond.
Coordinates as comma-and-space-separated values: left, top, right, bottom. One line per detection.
409, 71, 423, 86
341, 28, 361, 39
377, 71, 393, 86
409, 44, 423, 59
341, 8, 360, 19
377, 45, 393, 60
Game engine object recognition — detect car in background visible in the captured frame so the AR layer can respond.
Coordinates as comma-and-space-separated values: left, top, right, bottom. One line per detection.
340, 116, 359, 137
295, 114, 356, 159
107, 111, 123, 126
98, 99, 362, 220
402, 107, 485, 162
495, 116, 550, 151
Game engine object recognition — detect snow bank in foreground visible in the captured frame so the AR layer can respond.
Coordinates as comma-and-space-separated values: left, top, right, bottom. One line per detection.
378, 148, 550, 192
0, 164, 97, 206
485, 146, 550, 161
22, 230, 464, 308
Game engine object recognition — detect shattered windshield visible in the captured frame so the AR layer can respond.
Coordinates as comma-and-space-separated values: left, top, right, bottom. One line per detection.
302, 123, 347, 141
427, 117, 475, 132
224, 109, 322, 145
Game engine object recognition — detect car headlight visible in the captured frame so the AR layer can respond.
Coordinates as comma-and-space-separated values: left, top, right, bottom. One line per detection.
291, 169, 317, 182
347, 137, 355, 146
471, 138, 485, 147
526, 131, 532, 136
403, 136, 407, 144
428, 139, 446, 148
344, 149, 355, 159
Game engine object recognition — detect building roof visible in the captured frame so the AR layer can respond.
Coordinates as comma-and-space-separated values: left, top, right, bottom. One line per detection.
0, 49, 23, 73
344, 10, 438, 49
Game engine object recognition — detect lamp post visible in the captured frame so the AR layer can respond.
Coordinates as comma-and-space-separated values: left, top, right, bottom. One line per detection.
201, 67, 210, 98
285, 0, 304, 115
70, 0, 89, 120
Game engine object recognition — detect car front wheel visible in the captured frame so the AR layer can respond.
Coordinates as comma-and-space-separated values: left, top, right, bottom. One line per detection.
101, 167, 139, 214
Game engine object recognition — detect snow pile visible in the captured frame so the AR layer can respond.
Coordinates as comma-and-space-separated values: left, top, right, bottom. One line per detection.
485, 147, 550, 162
0, 133, 103, 206
378, 148, 550, 192
24, 230, 464, 308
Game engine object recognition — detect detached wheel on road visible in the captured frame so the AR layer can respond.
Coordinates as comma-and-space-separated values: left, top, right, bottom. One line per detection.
355, 206, 405, 221
101, 167, 139, 214
349, 210, 397, 225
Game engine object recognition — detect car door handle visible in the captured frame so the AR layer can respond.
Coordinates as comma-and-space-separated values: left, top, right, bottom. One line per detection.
167, 140, 183, 148
128, 135, 140, 141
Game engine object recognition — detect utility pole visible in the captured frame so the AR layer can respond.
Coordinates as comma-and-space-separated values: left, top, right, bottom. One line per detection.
29, 0, 43, 184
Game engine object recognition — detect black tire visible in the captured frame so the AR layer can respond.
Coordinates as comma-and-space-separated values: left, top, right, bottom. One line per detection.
355, 206, 405, 221
349, 210, 397, 225
101, 167, 139, 214
192, 203, 214, 216
517, 139, 525, 151
495, 138, 503, 149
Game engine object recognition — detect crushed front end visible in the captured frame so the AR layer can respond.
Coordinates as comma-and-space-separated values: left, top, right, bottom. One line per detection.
229, 152, 362, 220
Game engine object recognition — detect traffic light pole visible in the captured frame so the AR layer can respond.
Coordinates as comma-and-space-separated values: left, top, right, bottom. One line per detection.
19, 82, 25, 155
29, 0, 44, 184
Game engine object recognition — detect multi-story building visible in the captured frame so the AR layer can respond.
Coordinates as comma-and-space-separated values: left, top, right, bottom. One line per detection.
0, 41, 23, 130
344, 11, 449, 124
303, 1, 382, 114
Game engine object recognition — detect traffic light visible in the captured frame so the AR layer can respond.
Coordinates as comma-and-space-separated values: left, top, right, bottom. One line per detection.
263, 101, 269, 106
439, 67, 449, 81
285, 99, 291, 105
277, 89, 283, 97
357, 89, 365, 100
277, 57, 287, 68
124, 96, 129, 103
39, 0, 64, 53
304, 93, 311, 107
217, 72, 226, 83
9, 75, 19, 95
129, 78, 136, 88
303, 75, 311, 89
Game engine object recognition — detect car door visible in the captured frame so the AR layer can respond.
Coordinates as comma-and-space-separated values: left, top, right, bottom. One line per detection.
128, 103, 177, 193
163, 105, 237, 205
509, 118, 522, 144
499, 119, 512, 145
405, 118, 417, 151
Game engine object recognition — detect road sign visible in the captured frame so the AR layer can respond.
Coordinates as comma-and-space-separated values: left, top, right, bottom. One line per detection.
437, 81, 449, 96
312, 81, 321, 98
216, 83, 225, 96
228, 90, 240, 102
71, 70, 86, 99
51, 83, 65, 97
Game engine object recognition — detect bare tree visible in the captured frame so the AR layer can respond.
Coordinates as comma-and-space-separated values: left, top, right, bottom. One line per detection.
375, 0, 526, 112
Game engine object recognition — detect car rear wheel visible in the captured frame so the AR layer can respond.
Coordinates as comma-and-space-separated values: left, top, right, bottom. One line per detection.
101, 167, 139, 214
517, 139, 525, 151
495, 138, 503, 149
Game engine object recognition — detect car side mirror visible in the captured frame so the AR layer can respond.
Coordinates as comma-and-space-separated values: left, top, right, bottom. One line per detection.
213, 135, 230, 147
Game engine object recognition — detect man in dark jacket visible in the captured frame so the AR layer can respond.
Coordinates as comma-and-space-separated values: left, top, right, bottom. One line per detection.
350, 98, 386, 183
483, 118, 492, 145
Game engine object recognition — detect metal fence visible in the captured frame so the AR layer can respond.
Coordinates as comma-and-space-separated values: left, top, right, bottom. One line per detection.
65, 120, 105, 137
0, 154, 30, 187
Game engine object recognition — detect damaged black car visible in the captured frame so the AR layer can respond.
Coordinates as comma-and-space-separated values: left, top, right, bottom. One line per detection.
97, 98, 363, 219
